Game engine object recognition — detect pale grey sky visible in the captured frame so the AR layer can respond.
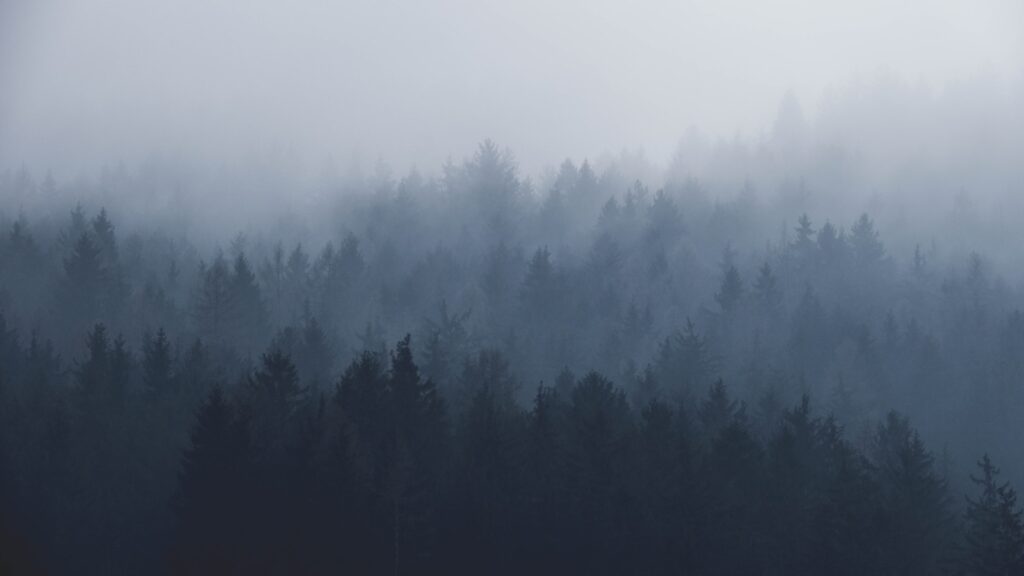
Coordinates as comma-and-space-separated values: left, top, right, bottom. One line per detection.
1, 0, 1022, 176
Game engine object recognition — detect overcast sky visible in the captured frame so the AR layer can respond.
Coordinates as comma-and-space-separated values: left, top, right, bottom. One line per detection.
1, 0, 1022, 177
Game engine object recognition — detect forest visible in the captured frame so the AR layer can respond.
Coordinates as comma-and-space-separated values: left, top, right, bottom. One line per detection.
1, 139, 1023, 574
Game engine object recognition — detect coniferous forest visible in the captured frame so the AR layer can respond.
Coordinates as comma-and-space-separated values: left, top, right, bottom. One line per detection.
2, 140, 1024, 574
3, 2, 1024, 572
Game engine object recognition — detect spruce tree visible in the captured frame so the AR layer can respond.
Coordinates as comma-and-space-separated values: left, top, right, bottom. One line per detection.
963, 454, 1024, 575
172, 388, 254, 575
872, 411, 952, 575
142, 328, 173, 396
716, 265, 743, 311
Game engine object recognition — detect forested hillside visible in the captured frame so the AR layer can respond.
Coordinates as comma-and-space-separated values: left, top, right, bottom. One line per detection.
2, 143, 1024, 574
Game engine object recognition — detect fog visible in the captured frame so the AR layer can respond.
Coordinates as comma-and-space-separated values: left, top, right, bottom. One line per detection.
4, 2, 1024, 574
3, 0, 1022, 174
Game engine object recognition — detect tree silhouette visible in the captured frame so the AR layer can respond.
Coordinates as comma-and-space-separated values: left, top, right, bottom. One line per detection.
963, 454, 1024, 575
872, 411, 953, 575
172, 387, 254, 574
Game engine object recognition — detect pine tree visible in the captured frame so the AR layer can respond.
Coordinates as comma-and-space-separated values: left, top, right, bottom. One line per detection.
765, 396, 822, 574
421, 300, 471, 392
91, 209, 119, 266
753, 261, 782, 314
872, 411, 952, 575
817, 220, 845, 264
810, 416, 878, 575
636, 399, 692, 574
791, 213, 816, 266
75, 324, 111, 399
61, 233, 105, 334
565, 372, 636, 575
448, 351, 525, 573
850, 213, 884, 266
57, 205, 88, 254
963, 454, 1024, 575
701, 402, 764, 574
387, 335, 446, 574
70, 324, 135, 572
521, 246, 559, 320
698, 379, 739, 439
284, 243, 311, 321
455, 349, 517, 414
244, 348, 305, 457
646, 189, 683, 246
229, 252, 266, 353
108, 333, 133, 406
597, 195, 621, 232
297, 314, 332, 393
172, 387, 254, 575
90, 209, 126, 321
6, 216, 38, 267
259, 242, 287, 324
524, 384, 570, 569
142, 328, 173, 396
193, 254, 232, 346
716, 264, 744, 313
655, 319, 716, 399
338, 350, 389, 448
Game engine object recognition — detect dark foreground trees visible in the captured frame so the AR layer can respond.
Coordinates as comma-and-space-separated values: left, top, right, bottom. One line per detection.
962, 455, 1024, 575
0, 318, 1020, 574
155, 337, 1012, 575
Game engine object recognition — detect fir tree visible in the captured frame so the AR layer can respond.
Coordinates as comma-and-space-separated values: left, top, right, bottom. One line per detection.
142, 328, 173, 396
850, 213, 884, 266
963, 454, 1024, 575
172, 387, 254, 574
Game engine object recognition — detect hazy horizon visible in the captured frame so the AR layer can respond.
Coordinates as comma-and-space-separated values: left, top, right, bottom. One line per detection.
3, 0, 1022, 178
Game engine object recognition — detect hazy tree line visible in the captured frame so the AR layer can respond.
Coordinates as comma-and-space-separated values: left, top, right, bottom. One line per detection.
1, 141, 1024, 574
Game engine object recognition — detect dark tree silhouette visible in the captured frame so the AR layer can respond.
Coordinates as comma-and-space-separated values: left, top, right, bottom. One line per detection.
172, 387, 254, 574
963, 454, 1024, 575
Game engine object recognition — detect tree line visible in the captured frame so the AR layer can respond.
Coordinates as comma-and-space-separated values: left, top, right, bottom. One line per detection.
2, 142, 1024, 573
1, 323, 1022, 574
